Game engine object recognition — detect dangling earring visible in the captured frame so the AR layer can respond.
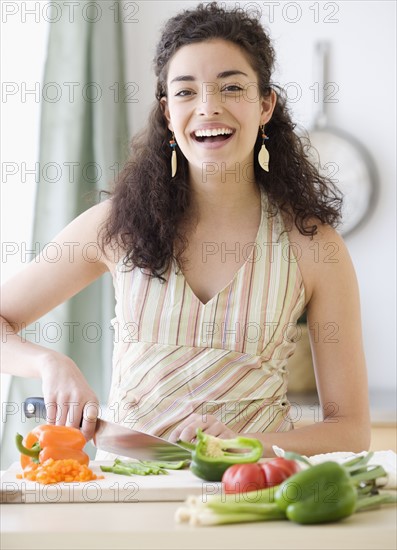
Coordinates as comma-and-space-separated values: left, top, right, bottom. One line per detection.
258, 125, 270, 172
169, 132, 177, 177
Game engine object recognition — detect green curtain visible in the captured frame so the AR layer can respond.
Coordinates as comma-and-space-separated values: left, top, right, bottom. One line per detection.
2, 0, 129, 468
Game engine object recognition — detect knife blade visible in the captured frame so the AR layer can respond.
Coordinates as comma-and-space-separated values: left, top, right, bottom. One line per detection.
23, 397, 191, 461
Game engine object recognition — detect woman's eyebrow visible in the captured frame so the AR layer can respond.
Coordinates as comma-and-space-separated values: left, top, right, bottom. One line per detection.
170, 70, 249, 84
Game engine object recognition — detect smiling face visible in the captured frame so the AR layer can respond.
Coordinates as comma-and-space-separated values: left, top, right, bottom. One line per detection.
160, 39, 276, 185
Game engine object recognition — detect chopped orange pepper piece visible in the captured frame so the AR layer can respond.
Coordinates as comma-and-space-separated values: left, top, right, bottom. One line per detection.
21, 458, 101, 484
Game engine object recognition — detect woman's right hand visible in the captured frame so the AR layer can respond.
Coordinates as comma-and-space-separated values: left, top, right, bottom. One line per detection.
40, 352, 100, 442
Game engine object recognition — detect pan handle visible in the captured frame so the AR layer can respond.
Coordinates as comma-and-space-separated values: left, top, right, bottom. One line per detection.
314, 41, 330, 129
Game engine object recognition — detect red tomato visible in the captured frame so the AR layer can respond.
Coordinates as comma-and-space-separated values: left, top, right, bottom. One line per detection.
222, 463, 267, 494
222, 458, 300, 494
268, 457, 300, 476
260, 458, 300, 486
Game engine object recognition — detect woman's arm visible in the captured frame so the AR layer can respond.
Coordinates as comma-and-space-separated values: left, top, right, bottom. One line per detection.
169, 224, 371, 456
273, 221, 372, 454
1, 199, 114, 440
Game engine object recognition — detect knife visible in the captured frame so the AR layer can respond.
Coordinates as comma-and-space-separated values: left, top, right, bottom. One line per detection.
23, 397, 192, 461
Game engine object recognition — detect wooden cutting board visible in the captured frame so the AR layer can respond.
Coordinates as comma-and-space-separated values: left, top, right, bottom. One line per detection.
1, 461, 222, 504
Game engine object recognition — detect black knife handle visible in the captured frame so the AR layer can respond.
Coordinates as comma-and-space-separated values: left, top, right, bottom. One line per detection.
23, 397, 85, 426
23, 397, 47, 420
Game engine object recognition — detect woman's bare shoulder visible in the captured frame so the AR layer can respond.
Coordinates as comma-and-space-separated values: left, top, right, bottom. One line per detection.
288, 218, 343, 253
79, 198, 125, 273
287, 219, 348, 305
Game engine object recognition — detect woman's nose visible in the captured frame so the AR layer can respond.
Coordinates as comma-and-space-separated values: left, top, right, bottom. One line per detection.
196, 82, 223, 116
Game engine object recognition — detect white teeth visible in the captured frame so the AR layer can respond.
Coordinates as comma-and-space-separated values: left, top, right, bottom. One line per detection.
194, 128, 233, 137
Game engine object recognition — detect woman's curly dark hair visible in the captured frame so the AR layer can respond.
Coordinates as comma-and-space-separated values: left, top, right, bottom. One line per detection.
99, 2, 342, 280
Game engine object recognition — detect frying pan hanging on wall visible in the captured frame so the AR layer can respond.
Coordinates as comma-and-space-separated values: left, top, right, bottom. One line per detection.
307, 42, 378, 237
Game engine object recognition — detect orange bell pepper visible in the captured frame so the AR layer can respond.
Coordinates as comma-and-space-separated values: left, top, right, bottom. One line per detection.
16, 424, 89, 469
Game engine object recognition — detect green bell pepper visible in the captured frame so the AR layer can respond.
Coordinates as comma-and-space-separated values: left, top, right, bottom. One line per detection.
179, 428, 263, 482
275, 461, 357, 524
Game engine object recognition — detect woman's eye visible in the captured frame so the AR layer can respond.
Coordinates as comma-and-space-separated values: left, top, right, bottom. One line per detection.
222, 84, 243, 92
175, 89, 194, 97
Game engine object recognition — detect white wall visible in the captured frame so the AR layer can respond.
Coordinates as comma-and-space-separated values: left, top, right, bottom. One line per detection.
1, 2, 50, 435
122, 0, 396, 392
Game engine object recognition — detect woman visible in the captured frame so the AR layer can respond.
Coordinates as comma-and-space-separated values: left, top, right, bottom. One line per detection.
1, 3, 370, 456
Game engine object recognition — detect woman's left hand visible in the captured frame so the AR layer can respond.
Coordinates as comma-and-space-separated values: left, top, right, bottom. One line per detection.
168, 413, 236, 443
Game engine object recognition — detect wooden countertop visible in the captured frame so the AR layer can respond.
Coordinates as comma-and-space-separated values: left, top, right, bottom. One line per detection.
1, 500, 396, 550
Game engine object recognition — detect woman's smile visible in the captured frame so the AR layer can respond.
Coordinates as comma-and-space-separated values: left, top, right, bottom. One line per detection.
190, 123, 236, 149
